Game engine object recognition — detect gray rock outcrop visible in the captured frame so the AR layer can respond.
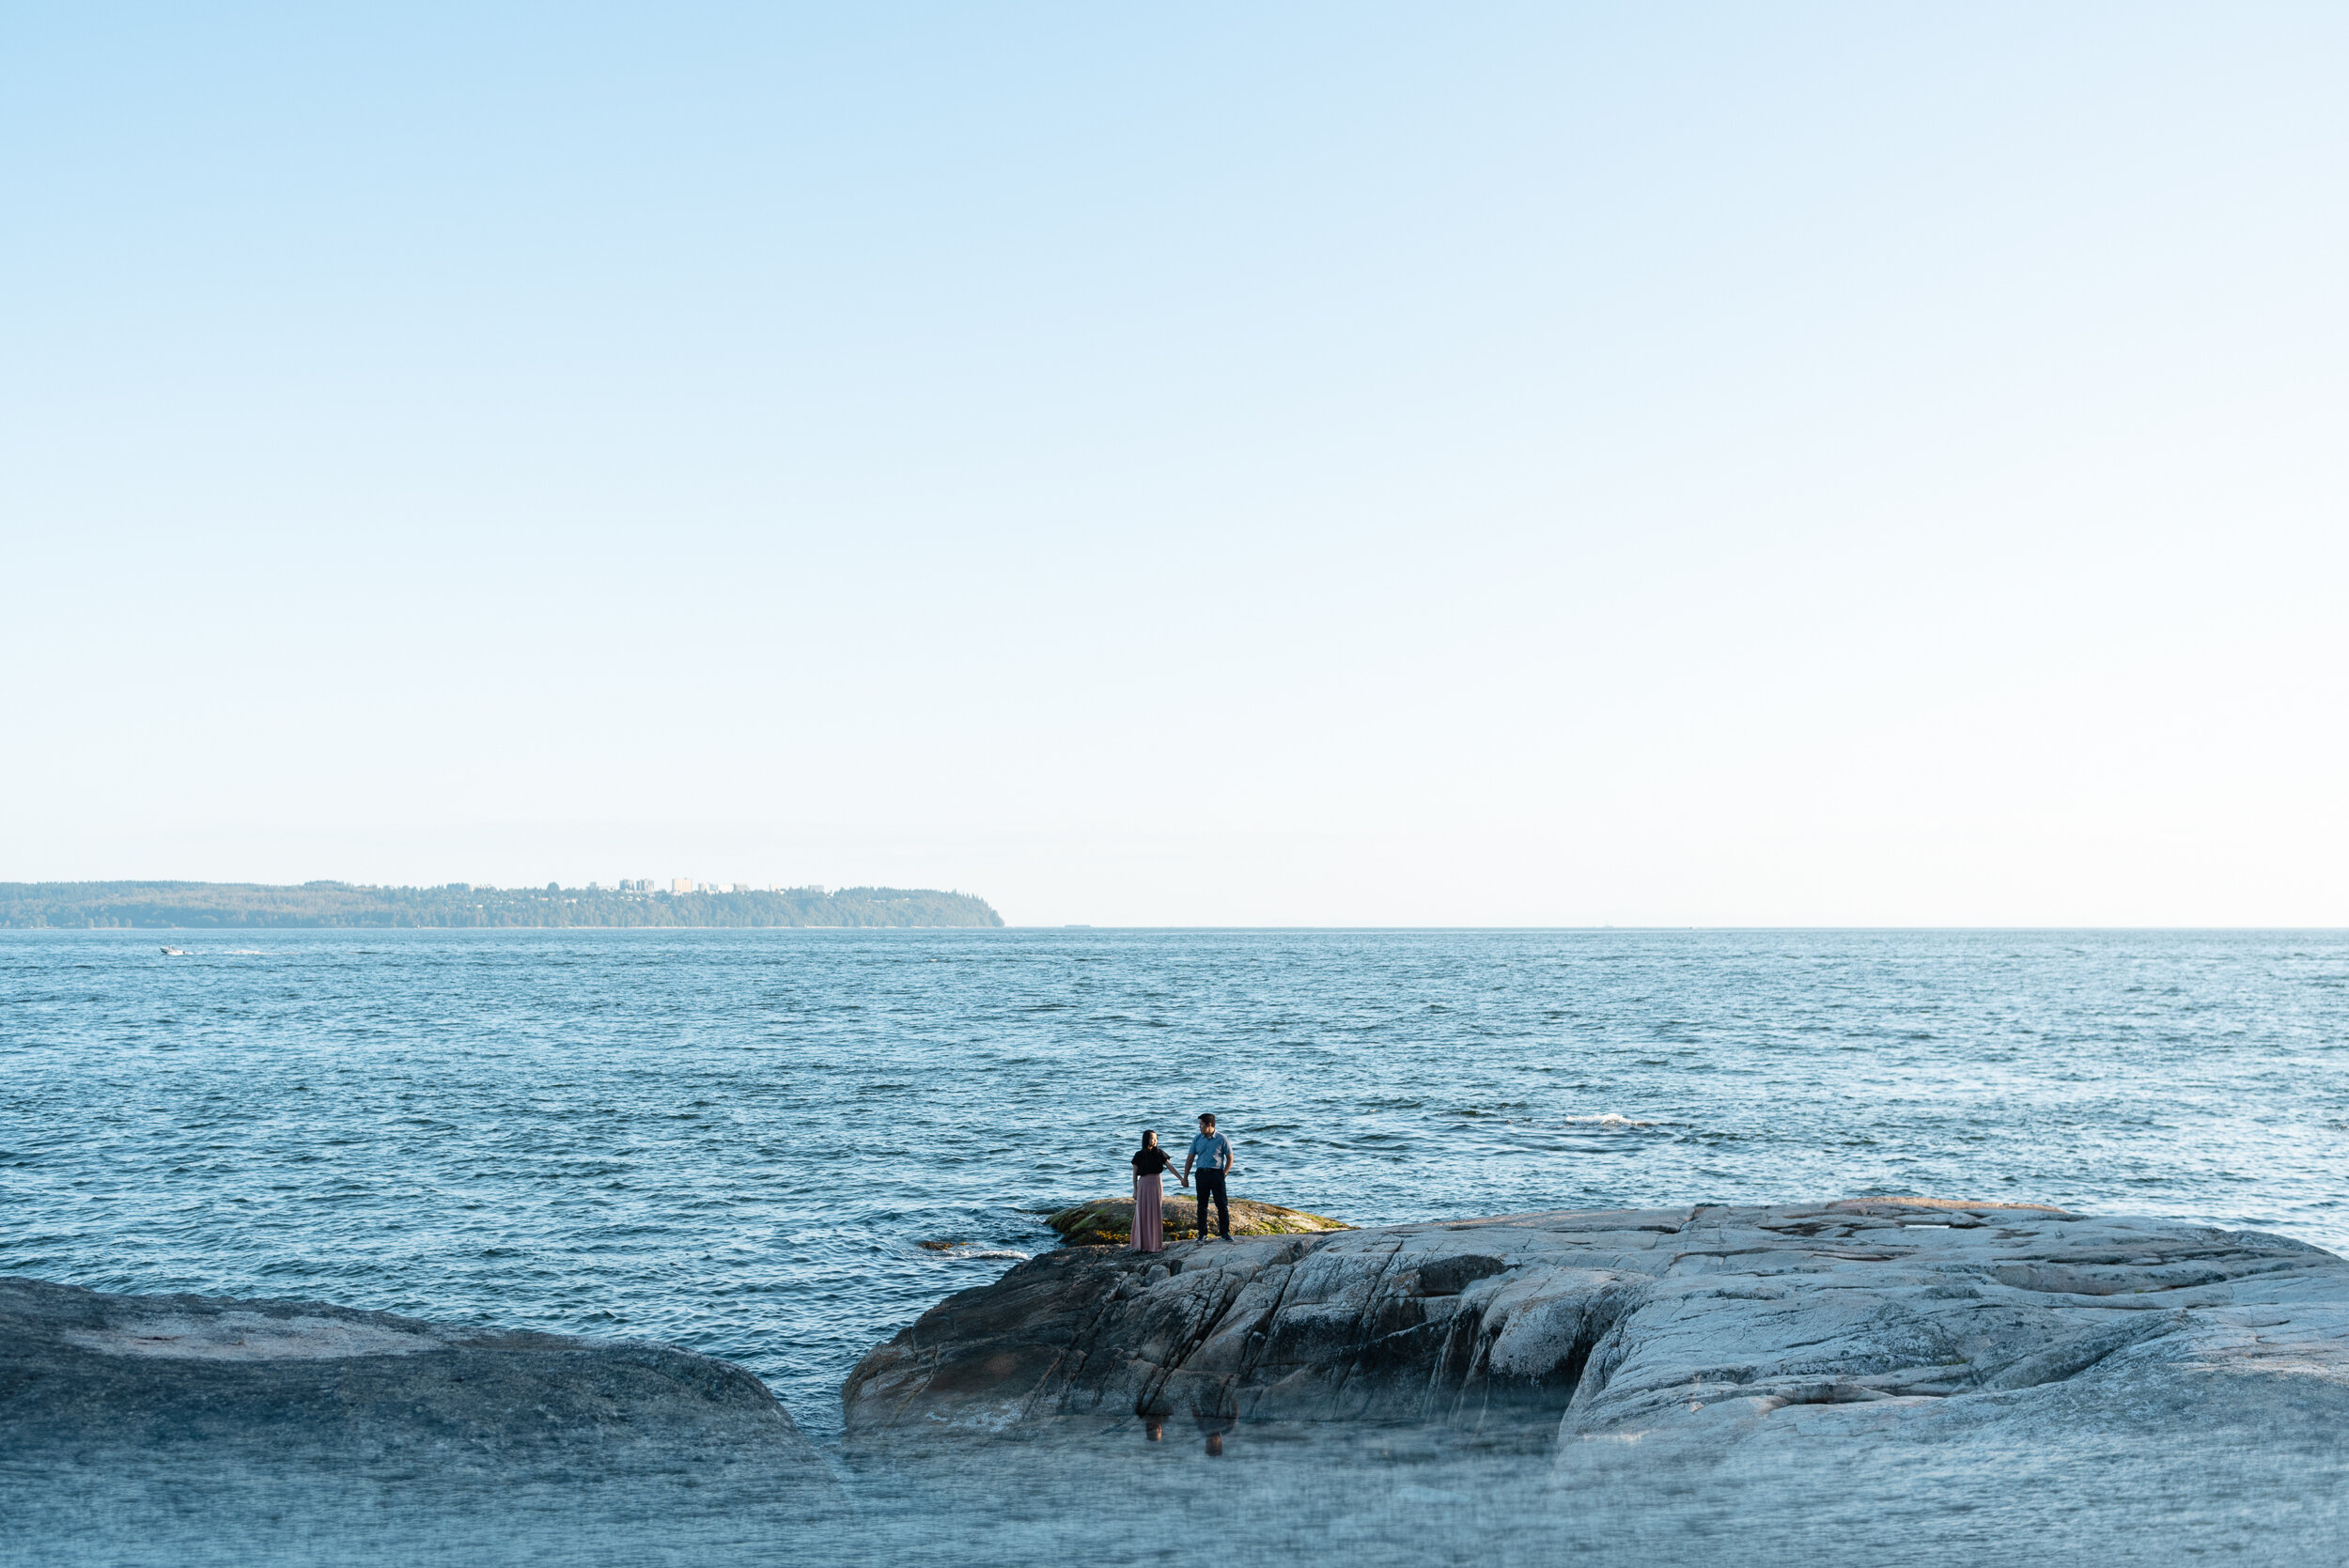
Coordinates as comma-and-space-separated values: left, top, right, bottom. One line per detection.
842, 1198, 2349, 1448
0, 1275, 825, 1471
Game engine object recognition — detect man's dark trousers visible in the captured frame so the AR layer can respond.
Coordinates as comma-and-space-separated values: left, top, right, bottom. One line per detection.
1194, 1168, 1231, 1239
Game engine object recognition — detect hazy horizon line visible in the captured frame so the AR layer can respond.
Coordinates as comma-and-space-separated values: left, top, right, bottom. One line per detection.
9, 923, 2342, 935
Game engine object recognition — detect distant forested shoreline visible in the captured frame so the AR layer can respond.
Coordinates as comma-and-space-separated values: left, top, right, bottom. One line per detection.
0, 881, 1003, 929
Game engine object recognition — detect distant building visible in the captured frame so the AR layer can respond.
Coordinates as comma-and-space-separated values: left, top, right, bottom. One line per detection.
673, 877, 694, 894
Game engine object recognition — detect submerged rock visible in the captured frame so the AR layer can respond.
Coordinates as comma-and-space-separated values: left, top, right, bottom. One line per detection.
0, 1276, 827, 1474
1044, 1195, 1350, 1247
842, 1199, 2349, 1449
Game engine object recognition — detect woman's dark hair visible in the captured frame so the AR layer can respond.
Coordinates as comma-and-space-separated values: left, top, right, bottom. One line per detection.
1140, 1129, 1158, 1147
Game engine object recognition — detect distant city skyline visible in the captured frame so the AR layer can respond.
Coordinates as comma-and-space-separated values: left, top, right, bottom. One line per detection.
5, 7, 2344, 926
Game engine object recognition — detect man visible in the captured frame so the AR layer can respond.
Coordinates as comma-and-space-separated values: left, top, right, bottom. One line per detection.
1181, 1112, 1237, 1241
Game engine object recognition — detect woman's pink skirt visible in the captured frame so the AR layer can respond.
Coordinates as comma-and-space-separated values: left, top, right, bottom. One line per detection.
1131, 1172, 1163, 1252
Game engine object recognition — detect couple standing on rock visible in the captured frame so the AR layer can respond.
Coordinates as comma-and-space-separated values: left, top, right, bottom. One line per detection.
1128, 1115, 1237, 1253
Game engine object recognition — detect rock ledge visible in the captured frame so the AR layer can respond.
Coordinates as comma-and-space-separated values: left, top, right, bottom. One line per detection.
844, 1198, 2349, 1448
0, 1276, 821, 1471
1045, 1195, 1349, 1247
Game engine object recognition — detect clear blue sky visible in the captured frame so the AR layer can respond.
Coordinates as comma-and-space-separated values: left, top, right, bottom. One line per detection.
5, 5, 2344, 924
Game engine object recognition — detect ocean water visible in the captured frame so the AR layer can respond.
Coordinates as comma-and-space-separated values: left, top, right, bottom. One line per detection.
4, 926, 2344, 1441
4, 928, 2345, 1565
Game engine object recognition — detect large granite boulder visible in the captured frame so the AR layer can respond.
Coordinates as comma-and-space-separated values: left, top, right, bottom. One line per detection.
0, 1275, 821, 1465
1, 1276, 842, 1564
842, 1198, 2349, 1447
0, 1277, 855, 1568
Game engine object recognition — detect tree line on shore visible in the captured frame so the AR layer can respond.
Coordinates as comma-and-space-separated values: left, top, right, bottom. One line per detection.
0, 881, 1004, 929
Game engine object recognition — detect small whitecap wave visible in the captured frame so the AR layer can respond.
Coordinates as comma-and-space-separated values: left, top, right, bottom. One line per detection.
914, 1236, 1032, 1261
1563, 1112, 1658, 1128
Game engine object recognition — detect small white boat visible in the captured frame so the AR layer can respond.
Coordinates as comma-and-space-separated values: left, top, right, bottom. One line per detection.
161, 946, 192, 956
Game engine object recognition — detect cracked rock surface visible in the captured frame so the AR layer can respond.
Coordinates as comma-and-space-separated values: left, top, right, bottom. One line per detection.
841, 1198, 2349, 1447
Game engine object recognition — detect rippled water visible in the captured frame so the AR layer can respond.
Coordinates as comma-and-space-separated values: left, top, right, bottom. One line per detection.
3, 927, 2344, 1446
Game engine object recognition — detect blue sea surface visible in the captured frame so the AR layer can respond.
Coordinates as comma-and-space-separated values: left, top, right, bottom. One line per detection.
5, 926, 2342, 1448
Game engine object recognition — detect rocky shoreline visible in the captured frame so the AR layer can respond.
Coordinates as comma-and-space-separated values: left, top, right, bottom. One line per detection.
8, 1200, 2345, 1564
845, 1197, 2349, 1450
13, 1198, 2346, 1461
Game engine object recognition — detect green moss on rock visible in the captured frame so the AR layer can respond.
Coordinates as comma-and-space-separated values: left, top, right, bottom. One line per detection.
1043, 1196, 1350, 1248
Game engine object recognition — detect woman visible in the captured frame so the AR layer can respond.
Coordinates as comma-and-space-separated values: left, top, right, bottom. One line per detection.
1130, 1130, 1174, 1252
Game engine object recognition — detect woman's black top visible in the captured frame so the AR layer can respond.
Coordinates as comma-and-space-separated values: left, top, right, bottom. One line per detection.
1132, 1146, 1173, 1175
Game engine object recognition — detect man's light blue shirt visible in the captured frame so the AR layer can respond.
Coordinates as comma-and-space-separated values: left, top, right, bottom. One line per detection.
1189, 1131, 1232, 1171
